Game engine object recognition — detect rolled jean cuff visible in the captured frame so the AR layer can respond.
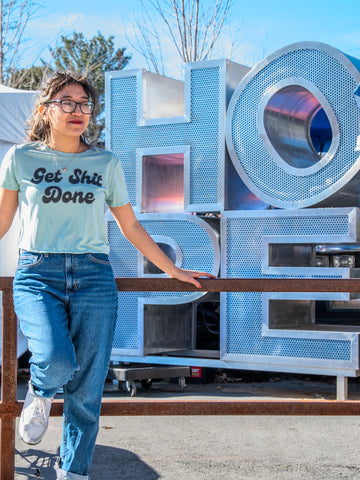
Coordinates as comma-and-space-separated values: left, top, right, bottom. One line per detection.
56, 467, 89, 480
28, 381, 54, 400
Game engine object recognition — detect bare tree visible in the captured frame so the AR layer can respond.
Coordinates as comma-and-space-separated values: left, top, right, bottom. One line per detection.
129, 0, 234, 76
0, 0, 40, 85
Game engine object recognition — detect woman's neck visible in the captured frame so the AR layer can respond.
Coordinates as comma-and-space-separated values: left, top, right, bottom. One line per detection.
47, 135, 82, 153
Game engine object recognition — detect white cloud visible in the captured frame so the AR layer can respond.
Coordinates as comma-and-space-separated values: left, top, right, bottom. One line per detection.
21, 12, 134, 67
28, 12, 128, 42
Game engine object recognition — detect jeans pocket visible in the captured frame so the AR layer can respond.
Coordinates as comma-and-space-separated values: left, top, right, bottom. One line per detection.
86, 253, 111, 265
17, 251, 44, 269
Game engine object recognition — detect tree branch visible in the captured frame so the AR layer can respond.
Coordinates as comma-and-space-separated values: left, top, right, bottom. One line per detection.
131, 0, 235, 76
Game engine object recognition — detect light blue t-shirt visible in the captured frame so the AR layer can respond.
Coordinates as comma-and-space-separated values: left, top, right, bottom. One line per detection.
0, 142, 129, 254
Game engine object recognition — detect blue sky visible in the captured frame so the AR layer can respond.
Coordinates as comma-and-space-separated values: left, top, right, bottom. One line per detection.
25, 0, 360, 78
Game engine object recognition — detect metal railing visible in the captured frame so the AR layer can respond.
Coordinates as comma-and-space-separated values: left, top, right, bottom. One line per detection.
2, 277, 360, 479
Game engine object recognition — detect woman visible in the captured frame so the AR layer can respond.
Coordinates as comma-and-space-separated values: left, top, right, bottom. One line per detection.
0, 72, 213, 479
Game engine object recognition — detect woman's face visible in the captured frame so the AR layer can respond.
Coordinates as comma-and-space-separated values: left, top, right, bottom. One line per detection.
42, 83, 91, 144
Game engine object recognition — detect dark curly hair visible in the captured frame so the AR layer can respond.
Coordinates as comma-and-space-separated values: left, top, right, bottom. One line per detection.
27, 71, 99, 144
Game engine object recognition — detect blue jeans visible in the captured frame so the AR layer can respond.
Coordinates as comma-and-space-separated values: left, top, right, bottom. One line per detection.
13, 251, 118, 476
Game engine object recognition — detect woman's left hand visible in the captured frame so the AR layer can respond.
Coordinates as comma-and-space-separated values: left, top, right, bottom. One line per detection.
169, 267, 216, 289
109, 204, 217, 289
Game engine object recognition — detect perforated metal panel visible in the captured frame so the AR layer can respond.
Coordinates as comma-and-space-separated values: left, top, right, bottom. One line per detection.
105, 47, 360, 375
107, 62, 219, 211
220, 209, 359, 371
108, 214, 220, 356
105, 61, 249, 213
226, 42, 360, 208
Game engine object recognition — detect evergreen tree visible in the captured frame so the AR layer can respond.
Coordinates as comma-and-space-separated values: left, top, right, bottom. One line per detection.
51, 31, 131, 142
10, 31, 131, 142
9, 63, 52, 90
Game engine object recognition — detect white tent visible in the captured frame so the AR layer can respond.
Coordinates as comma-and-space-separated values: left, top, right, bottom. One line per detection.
0, 84, 35, 159
0, 85, 36, 361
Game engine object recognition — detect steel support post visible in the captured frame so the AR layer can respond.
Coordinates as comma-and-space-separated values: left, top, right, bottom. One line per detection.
0, 286, 17, 480
337, 376, 349, 401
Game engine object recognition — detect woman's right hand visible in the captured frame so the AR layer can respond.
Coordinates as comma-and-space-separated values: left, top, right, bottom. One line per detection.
168, 266, 216, 289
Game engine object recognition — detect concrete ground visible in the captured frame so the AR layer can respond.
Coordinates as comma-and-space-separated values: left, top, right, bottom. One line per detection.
13, 374, 360, 479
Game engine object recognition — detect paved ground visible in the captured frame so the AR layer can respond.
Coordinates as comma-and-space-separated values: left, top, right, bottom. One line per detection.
13, 374, 360, 479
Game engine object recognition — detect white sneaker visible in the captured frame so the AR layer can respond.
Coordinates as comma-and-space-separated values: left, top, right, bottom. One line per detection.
19, 387, 53, 444
54, 459, 89, 479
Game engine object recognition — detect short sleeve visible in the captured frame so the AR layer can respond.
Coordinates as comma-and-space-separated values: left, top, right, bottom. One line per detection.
105, 158, 129, 207
0, 146, 19, 190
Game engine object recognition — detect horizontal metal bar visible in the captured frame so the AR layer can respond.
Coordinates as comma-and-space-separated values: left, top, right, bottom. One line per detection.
98, 399, 360, 416
3, 400, 360, 417
115, 277, 360, 292
3, 276, 360, 293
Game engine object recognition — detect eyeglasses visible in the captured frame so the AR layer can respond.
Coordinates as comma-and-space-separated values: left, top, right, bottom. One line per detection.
45, 99, 94, 114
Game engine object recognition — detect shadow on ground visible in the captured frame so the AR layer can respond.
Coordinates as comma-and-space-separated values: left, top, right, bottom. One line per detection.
15, 446, 159, 480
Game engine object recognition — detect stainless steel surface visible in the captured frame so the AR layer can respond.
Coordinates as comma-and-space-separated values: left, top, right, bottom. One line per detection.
143, 303, 195, 355
269, 244, 315, 267
141, 153, 184, 213
108, 213, 220, 359
262, 84, 332, 169
142, 71, 185, 120
221, 208, 360, 373
110, 365, 191, 382
226, 41, 360, 208
103, 45, 360, 397
269, 299, 315, 329
106, 59, 251, 213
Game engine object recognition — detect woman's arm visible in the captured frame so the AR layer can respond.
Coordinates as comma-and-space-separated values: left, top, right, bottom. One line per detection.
109, 203, 215, 289
0, 188, 18, 240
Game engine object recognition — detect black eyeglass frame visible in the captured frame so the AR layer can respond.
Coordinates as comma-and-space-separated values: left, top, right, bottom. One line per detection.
45, 99, 94, 114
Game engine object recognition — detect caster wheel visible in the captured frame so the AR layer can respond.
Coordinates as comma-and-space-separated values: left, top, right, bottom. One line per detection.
124, 380, 137, 396
178, 377, 186, 389
141, 379, 153, 390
